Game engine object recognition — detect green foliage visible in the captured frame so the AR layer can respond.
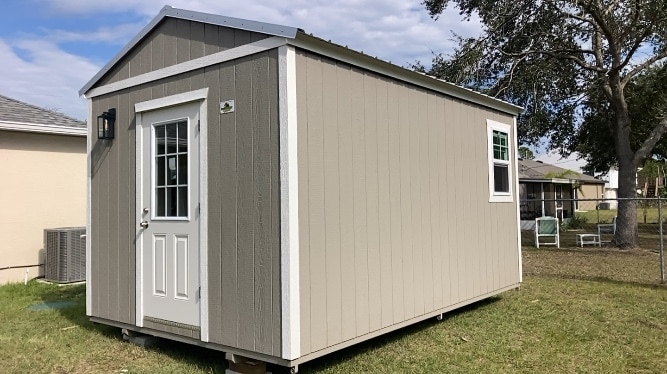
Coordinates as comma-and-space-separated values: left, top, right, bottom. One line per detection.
565, 213, 588, 229
577, 64, 667, 173
518, 146, 535, 159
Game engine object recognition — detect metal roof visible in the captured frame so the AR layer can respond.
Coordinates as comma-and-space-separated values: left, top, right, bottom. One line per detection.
0, 94, 86, 136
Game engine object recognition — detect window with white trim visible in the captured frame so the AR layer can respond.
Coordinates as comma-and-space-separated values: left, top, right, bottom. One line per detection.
487, 120, 513, 202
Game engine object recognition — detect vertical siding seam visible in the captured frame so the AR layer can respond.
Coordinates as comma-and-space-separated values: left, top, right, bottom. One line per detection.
320, 58, 329, 347
234, 63, 241, 348
395, 82, 405, 321
336, 63, 343, 343
363, 72, 371, 330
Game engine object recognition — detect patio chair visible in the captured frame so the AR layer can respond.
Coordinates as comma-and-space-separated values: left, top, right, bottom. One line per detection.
535, 216, 560, 248
597, 216, 617, 242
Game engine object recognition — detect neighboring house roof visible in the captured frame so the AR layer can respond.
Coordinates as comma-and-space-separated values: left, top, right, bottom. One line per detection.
0, 94, 86, 136
518, 158, 605, 184
79, 6, 523, 116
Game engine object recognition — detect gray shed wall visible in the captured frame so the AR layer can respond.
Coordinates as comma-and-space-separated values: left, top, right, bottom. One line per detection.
89, 22, 281, 356
98, 17, 269, 86
294, 50, 520, 356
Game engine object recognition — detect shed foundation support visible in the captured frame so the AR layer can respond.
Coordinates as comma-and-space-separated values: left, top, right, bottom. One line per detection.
121, 328, 158, 348
225, 353, 270, 374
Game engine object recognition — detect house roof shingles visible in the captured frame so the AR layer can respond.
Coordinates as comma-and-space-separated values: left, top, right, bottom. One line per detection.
0, 94, 86, 136
518, 158, 604, 184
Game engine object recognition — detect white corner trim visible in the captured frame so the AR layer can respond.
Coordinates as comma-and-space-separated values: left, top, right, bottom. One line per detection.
487, 119, 514, 203
513, 117, 523, 283
0, 121, 86, 136
279, 45, 301, 360
135, 88, 209, 113
135, 111, 144, 327
85, 37, 288, 98
198, 98, 210, 342
86, 99, 93, 316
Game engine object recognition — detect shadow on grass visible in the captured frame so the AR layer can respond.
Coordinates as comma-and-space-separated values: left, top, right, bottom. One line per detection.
525, 272, 667, 290
36, 282, 226, 373
293, 297, 502, 374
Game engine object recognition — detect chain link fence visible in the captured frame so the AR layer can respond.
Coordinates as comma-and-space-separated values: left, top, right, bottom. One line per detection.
520, 197, 666, 283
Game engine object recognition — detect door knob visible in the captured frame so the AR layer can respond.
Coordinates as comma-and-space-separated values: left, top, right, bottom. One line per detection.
140, 220, 149, 229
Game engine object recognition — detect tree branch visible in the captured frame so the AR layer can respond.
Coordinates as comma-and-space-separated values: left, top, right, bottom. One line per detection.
621, 51, 667, 85
501, 49, 607, 72
618, 28, 654, 71
633, 118, 667, 164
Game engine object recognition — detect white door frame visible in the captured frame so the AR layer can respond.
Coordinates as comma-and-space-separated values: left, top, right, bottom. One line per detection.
135, 88, 209, 342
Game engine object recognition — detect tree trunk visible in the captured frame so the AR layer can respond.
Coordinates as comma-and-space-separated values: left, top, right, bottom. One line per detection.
610, 78, 640, 249
614, 158, 639, 249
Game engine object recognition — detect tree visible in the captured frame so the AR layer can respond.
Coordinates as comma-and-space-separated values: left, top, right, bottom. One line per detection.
518, 146, 535, 159
422, 0, 667, 248
577, 63, 667, 174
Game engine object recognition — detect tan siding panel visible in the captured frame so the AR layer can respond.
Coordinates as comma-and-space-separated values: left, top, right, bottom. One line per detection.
376, 77, 393, 328
336, 64, 356, 342
419, 89, 433, 314
397, 82, 414, 320
387, 81, 404, 324
252, 53, 274, 354
203, 23, 221, 55
235, 56, 256, 352
427, 93, 443, 310
268, 50, 282, 355
305, 55, 328, 352
190, 21, 205, 60
409, 87, 424, 316
176, 19, 190, 64
350, 67, 369, 336
162, 19, 178, 70
116, 89, 132, 324
219, 60, 240, 347
363, 73, 382, 331
321, 59, 342, 345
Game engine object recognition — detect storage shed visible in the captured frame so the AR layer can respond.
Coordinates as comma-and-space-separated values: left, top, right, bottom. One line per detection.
80, 6, 523, 372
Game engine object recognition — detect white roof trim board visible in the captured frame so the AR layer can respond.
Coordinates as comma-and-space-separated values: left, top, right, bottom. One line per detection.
79, 6, 523, 116
0, 120, 86, 136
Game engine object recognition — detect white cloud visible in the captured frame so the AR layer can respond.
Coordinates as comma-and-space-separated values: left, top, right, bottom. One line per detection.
37, 0, 482, 66
0, 38, 99, 120
42, 23, 145, 45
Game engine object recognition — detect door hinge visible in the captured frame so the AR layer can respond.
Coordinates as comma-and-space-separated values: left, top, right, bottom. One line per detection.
197, 120, 200, 132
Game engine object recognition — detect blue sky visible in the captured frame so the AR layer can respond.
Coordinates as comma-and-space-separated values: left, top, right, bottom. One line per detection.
0, 0, 481, 120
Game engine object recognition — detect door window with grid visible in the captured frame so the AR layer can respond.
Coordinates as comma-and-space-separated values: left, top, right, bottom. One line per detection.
154, 121, 188, 217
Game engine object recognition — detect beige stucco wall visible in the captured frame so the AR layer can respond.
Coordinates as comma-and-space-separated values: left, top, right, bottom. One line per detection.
0, 130, 86, 284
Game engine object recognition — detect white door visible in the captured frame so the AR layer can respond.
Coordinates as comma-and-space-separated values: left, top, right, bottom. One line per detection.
138, 102, 200, 327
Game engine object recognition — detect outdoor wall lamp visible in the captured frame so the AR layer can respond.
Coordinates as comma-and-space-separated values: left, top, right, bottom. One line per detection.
97, 108, 116, 140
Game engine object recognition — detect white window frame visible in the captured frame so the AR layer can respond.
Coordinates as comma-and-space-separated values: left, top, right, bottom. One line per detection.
487, 119, 513, 203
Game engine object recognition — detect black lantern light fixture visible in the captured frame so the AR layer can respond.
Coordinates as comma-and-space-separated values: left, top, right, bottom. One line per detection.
97, 108, 116, 140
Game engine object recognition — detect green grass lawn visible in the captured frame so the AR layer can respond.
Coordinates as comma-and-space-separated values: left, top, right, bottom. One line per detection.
2, 248, 666, 373
575, 207, 666, 224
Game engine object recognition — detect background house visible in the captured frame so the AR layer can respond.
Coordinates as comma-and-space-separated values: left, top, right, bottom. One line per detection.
0, 94, 86, 284
535, 150, 619, 209
518, 158, 605, 223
